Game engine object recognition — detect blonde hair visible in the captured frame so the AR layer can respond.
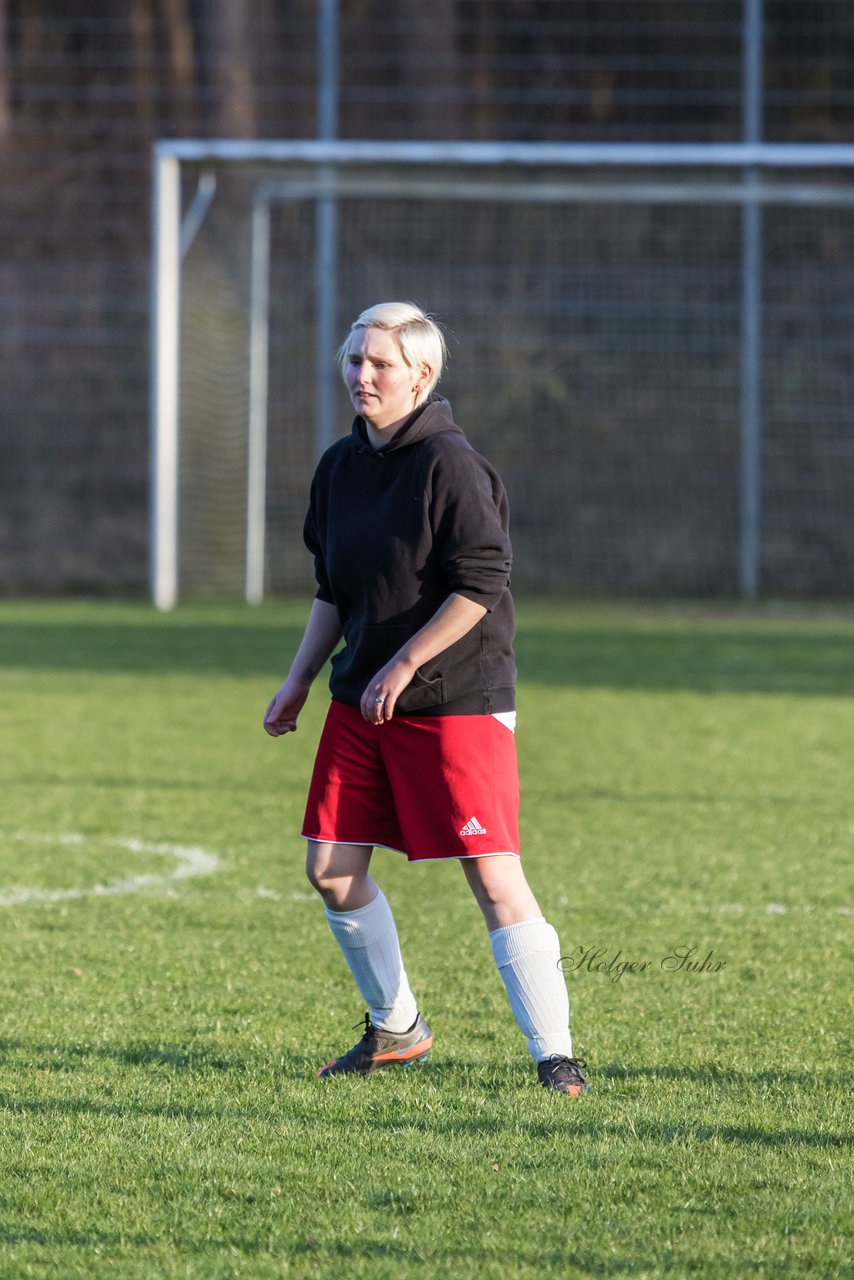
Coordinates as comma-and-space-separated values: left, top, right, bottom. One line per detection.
337, 301, 447, 404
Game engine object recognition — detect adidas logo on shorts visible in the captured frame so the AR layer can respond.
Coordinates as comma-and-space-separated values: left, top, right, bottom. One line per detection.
459, 815, 488, 837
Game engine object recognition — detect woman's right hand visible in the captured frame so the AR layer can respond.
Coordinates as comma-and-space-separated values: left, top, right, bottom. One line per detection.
262, 676, 311, 737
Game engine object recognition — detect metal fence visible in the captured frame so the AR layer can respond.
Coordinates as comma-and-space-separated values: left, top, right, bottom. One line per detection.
1, 1, 853, 597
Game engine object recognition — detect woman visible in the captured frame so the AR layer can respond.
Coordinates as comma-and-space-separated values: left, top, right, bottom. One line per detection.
263, 302, 589, 1096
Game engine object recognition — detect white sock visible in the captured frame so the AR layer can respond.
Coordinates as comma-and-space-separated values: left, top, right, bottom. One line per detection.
490, 916, 573, 1063
324, 889, 419, 1033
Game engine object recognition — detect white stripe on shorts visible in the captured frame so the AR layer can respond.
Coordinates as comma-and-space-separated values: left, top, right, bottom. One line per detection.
491, 711, 517, 733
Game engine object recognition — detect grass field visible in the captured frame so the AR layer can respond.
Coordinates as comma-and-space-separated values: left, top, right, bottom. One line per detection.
0, 599, 851, 1279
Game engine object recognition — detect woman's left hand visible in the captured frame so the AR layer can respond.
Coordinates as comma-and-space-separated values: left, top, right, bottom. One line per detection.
361, 654, 417, 724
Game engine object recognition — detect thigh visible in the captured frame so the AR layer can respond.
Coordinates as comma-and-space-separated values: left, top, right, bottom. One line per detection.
306, 839, 375, 884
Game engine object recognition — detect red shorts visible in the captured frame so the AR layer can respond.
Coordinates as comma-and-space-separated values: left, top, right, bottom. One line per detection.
302, 700, 520, 862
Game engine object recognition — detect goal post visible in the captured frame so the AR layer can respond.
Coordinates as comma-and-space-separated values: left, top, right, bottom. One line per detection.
150, 140, 854, 609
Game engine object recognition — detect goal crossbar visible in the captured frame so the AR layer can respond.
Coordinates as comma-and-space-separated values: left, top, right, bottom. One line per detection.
151, 141, 854, 609
156, 139, 854, 167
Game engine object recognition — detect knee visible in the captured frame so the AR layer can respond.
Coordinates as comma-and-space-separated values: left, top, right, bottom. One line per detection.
305, 844, 335, 895
466, 868, 501, 910
465, 856, 525, 904
463, 856, 541, 929
304, 841, 373, 906
305, 860, 325, 895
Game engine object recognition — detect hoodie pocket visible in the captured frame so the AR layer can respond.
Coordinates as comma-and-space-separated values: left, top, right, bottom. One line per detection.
331, 620, 422, 693
396, 666, 447, 713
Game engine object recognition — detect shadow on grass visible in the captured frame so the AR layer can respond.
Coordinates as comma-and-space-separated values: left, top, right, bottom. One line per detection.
0, 1226, 157, 1249
287, 1236, 656, 1274
1, 612, 853, 695
0, 1038, 257, 1073
0, 1223, 658, 1276
598, 1062, 854, 1088
0, 619, 306, 677
2, 1041, 851, 1149
0, 1225, 825, 1277
285, 1237, 827, 1277
360, 1108, 851, 1151
1, 1037, 332, 1086
0, 1091, 225, 1122
516, 627, 854, 696
5, 1038, 852, 1090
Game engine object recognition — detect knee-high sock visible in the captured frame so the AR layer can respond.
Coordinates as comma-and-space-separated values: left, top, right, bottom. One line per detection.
324, 889, 419, 1033
490, 916, 573, 1062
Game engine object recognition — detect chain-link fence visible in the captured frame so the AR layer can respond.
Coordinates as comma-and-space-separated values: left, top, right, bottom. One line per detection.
1, 3, 853, 596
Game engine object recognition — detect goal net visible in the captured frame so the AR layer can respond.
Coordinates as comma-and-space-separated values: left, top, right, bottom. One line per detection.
153, 142, 854, 604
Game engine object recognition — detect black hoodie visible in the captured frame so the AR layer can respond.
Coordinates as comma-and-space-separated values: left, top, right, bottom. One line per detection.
303, 394, 516, 715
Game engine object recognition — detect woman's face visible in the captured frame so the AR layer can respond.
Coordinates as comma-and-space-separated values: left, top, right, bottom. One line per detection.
344, 327, 425, 430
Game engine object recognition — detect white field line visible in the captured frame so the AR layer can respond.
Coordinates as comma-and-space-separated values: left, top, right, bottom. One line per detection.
235, 887, 315, 903
0, 832, 220, 907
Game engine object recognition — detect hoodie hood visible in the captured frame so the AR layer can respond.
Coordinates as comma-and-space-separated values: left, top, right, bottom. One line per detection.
351, 394, 464, 455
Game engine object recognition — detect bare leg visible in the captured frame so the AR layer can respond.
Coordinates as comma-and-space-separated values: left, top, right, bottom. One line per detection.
462, 854, 573, 1063
461, 854, 542, 931
306, 840, 376, 912
306, 839, 418, 1032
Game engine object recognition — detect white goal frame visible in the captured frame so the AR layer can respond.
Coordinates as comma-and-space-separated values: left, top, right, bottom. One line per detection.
150, 138, 854, 609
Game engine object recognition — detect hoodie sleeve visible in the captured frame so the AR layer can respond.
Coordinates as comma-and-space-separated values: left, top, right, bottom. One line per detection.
429, 442, 512, 612
303, 474, 336, 605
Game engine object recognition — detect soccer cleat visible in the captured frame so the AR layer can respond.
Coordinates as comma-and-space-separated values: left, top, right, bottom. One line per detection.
316, 1012, 433, 1077
537, 1055, 591, 1097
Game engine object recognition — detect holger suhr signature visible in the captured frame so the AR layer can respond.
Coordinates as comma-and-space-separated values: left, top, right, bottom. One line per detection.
559, 945, 726, 983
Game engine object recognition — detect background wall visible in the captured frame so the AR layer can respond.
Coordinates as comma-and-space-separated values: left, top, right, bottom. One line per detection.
1, 1, 853, 596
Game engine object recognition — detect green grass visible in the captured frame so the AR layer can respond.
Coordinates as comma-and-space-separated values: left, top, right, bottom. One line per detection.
0, 599, 851, 1279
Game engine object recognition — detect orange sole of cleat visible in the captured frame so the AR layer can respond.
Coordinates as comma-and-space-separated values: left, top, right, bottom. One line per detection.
401, 1053, 430, 1069
316, 1039, 432, 1078
369, 1035, 433, 1065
